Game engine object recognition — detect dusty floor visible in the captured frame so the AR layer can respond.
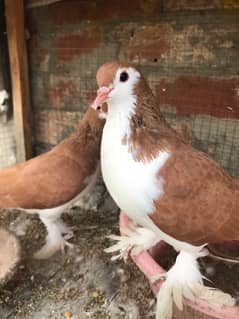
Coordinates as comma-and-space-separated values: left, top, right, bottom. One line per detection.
0, 203, 155, 319
1, 184, 239, 319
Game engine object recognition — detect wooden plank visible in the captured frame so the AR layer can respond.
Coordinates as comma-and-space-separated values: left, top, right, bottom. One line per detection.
5, 0, 32, 161
26, 0, 63, 9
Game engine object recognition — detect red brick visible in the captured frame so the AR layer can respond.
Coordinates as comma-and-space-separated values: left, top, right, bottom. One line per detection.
26, 6, 52, 34
56, 28, 102, 62
127, 25, 171, 62
165, 0, 222, 11
28, 36, 48, 67
124, 23, 220, 66
34, 111, 82, 145
155, 76, 239, 118
51, 0, 161, 25
49, 76, 77, 108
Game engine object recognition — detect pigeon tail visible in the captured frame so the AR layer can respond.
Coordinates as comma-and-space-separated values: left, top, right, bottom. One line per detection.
155, 250, 235, 319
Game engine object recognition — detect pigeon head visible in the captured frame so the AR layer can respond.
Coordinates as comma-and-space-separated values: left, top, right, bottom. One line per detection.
92, 61, 141, 111
92, 61, 162, 130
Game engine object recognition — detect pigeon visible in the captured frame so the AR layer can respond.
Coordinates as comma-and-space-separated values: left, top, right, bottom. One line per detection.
92, 61, 238, 319
0, 106, 104, 259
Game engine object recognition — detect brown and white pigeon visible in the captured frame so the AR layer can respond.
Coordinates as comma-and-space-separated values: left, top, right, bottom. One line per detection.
92, 61, 238, 319
0, 106, 104, 259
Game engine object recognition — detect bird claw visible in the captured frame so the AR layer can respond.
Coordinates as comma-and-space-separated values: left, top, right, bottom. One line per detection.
34, 224, 76, 260
60, 239, 75, 253
62, 226, 79, 240
58, 223, 78, 240
34, 237, 75, 259
105, 226, 159, 261
105, 235, 132, 261
63, 232, 74, 241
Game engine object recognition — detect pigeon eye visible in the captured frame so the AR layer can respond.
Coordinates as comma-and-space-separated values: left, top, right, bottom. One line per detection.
119, 71, 129, 82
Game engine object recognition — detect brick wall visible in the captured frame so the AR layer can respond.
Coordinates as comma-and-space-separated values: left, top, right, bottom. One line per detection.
26, 0, 239, 176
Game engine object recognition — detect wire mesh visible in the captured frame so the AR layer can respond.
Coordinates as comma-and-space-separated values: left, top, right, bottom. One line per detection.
0, 0, 15, 169
0, 118, 16, 168
29, 43, 239, 177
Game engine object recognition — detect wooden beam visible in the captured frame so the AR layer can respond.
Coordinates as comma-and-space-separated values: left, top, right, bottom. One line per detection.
5, 0, 32, 162
26, 0, 63, 9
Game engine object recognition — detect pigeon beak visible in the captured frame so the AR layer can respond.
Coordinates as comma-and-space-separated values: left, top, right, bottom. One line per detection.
91, 86, 112, 111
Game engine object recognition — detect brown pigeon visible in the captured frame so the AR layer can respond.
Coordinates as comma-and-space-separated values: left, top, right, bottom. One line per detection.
92, 61, 238, 319
0, 106, 104, 259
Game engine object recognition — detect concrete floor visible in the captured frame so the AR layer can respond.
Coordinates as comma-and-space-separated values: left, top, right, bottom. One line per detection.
0, 203, 155, 319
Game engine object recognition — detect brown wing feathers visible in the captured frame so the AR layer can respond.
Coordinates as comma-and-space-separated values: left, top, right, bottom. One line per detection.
0, 108, 103, 210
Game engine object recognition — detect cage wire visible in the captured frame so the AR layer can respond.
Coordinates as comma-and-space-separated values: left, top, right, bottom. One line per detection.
30, 42, 239, 177
148, 66, 239, 177
0, 94, 16, 169
32, 45, 118, 153
0, 0, 16, 169
0, 118, 16, 168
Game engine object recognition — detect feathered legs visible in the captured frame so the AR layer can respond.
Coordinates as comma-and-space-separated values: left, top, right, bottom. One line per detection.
34, 214, 75, 259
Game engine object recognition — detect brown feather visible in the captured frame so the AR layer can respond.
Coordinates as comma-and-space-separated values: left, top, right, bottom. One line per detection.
0, 107, 104, 209
152, 146, 239, 245
131, 73, 239, 245
97, 61, 239, 245
96, 61, 132, 88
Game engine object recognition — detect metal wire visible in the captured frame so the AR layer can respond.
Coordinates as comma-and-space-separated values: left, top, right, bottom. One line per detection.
0, 118, 16, 168
23, 46, 239, 177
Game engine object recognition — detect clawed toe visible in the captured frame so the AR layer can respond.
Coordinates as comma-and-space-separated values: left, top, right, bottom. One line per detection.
105, 234, 132, 261
63, 231, 74, 240
60, 239, 75, 253
59, 224, 78, 239
105, 226, 159, 262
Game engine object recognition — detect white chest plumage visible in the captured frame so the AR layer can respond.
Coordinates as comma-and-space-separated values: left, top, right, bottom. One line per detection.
96, 63, 229, 319
101, 108, 170, 223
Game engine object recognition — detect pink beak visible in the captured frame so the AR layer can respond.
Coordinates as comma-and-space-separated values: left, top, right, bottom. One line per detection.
91, 86, 112, 110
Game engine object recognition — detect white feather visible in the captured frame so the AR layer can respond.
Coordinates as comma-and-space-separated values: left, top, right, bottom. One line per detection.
23, 165, 99, 258
33, 217, 74, 259
102, 67, 205, 255
105, 226, 159, 260
101, 65, 235, 319
155, 251, 235, 319
102, 68, 170, 224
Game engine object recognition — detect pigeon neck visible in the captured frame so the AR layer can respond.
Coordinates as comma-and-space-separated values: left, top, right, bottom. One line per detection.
77, 108, 104, 135
131, 79, 169, 131
65, 109, 104, 152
